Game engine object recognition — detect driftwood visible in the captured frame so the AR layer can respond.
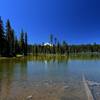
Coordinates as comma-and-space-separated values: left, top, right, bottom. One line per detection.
82, 74, 94, 100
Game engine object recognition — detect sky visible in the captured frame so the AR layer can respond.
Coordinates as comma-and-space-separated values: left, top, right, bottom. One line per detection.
0, 0, 100, 44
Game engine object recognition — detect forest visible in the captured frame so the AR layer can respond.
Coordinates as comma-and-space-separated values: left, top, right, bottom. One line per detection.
0, 17, 100, 57
0, 17, 27, 57
29, 34, 100, 55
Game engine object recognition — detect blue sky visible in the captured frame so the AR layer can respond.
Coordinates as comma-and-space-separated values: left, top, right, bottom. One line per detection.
0, 0, 100, 44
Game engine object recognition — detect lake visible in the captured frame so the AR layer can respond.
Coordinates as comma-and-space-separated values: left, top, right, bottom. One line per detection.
0, 55, 100, 100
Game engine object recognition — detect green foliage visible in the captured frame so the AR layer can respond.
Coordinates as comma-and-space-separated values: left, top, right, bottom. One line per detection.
50, 34, 53, 44
0, 17, 5, 56
0, 17, 28, 57
6, 19, 15, 56
20, 29, 25, 55
29, 34, 100, 55
24, 32, 28, 56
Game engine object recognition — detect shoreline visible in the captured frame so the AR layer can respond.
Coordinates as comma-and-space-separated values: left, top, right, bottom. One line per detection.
0, 52, 100, 60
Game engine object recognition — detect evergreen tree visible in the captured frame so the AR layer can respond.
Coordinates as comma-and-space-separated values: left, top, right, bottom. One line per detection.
11, 29, 15, 55
50, 34, 53, 44
0, 17, 5, 56
24, 32, 28, 55
6, 19, 14, 56
57, 42, 60, 54
20, 30, 25, 55
14, 36, 20, 54
62, 41, 68, 54
54, 37, 57, 46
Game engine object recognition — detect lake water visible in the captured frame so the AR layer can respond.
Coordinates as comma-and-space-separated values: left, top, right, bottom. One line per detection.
0, 55, 100, 100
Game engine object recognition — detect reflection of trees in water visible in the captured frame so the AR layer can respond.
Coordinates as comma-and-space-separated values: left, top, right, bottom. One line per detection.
0, 77, 2, 98
27, 54, 69, 63
69, 53, 100, 60
0, 61, 15, 98
42, 56, 69, 78
19, 58, 28, 80
0, 58, 28, 98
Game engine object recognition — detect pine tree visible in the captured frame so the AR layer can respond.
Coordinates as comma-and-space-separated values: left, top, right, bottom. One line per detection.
6, 19, 14, 56
14, 36, 20, 55
0, 17, 5, 56
54, 37, 57, 46
20, 30, 25, 55
62, 41, 68, 54
50, 34, 53, 44
24, 32, 28, 55
11, 29, 15, 55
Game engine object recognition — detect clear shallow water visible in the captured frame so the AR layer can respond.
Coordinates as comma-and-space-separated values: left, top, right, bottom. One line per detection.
0, 55, 100, 100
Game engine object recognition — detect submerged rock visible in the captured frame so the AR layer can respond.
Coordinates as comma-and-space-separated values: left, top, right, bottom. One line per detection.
26, 95, 32, 100
63, 85, 69, 89
87, 80, 100, 86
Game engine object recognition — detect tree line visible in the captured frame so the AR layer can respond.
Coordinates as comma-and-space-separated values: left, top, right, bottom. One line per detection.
0, 17, 100, 57
29, 34, 100, 55
0, 17, 27, 57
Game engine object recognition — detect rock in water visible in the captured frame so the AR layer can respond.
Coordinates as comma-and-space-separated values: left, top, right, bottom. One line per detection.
87, 80, 100, 86
63, 85, 69, 89
27, 95, 32, 100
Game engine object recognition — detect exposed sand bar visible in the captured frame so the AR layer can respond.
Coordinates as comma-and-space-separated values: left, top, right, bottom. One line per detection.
82, 74, 94, 100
